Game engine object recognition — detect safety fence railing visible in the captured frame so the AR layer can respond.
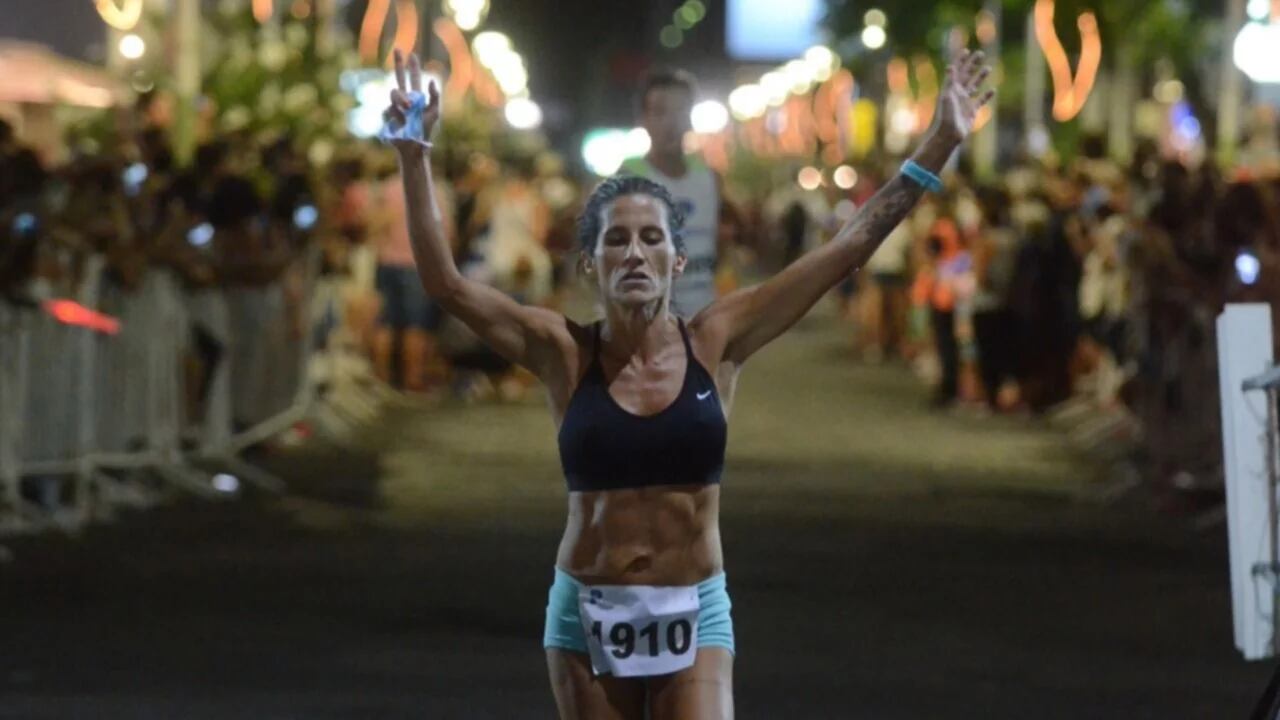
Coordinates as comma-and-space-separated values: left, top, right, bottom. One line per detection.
0, 243, 329, 543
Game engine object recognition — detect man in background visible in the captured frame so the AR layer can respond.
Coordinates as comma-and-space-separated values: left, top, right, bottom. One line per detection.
623, 69, 722, 318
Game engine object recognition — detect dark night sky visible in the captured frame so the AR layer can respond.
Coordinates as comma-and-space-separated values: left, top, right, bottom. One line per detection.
2, 0, 113, 62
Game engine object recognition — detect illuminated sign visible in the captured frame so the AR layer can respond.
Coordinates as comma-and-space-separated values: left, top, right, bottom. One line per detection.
726, 0, 825, 61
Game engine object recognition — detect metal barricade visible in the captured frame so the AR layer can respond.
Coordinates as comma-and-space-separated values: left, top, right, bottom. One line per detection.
20, 297, 97, 527
0, 241, 332, 541
93, 268, 220, 501
196, 243, 326, 492
0, 300, 35, 533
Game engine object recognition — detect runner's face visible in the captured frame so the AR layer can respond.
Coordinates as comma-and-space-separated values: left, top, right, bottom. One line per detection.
642, 87, 693, 158
592, 194, 686, 307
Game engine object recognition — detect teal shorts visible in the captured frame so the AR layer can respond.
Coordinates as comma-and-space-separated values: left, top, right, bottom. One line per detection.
543, 567, 735, 657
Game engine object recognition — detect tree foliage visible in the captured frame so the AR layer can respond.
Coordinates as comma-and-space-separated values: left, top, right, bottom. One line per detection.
824, 0, 1223, 129
826, 0, 1220, 64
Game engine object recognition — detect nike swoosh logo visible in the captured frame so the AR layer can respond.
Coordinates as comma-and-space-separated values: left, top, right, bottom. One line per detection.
697, 391, 713, 401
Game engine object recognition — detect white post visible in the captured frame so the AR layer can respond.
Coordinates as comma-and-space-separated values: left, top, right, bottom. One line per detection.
173, 0, 201, 166
1106, 52, 1137, 163
972, 0, 1001, 179
1023, 11, 1046, 150
1218, 303, 1278, 661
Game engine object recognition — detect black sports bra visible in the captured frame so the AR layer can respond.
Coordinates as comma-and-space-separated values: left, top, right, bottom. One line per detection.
557, 319, 727, 493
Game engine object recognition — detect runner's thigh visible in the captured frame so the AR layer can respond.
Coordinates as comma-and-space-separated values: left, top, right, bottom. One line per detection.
546, 649, 646, 720
647, 647, 733, 720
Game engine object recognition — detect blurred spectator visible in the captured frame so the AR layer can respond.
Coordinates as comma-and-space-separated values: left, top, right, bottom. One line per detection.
1008, 178, 1083, 412
367, 156, 455, 392
861, 221, 913, 363
265, 137, 316, 241
971, 187, 1022, 410
912, 215, 971, 407
626, 68, 721, 317
483, 158, 552, 307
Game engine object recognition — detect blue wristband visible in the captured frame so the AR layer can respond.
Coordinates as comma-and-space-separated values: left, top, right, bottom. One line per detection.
379, 90, 434, 150
901, 159, 944, 193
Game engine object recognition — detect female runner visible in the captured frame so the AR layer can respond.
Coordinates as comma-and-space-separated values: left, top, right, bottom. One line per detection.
383, 48, 994, 720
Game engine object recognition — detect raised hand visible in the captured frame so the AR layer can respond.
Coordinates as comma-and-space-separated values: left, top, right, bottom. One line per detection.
382, 50, 441, 153
931, 49, 995, 144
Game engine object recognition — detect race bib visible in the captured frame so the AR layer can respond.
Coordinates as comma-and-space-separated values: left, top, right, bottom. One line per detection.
578, 583, 700, 677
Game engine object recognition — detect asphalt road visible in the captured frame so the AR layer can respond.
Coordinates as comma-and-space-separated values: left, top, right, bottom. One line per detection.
1, 309, 1271, 719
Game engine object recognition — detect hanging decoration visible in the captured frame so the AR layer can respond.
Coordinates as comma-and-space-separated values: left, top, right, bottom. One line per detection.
360, 0, 419, 67
359, 0, 392, 63
94, 0, 143, 31
386, 0, 419, 67
1034, 0, 1102, 122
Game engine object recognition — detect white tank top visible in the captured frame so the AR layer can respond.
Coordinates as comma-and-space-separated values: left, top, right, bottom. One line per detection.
624, 157, 720, 317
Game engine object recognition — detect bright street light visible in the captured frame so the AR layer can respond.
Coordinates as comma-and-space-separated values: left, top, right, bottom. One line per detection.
691, 100, 729, 134
505, 98, 543, 129
804, 46, 838, 82
119, 33, 146, 60
472, 31, 512, 65
833, 165, 859, 190
862, 25, 887, 50
624, 127, 652, 157
798, 167, 823, 191
583, 128, 650, 177
1234, 21, 1280, 84
445, 0, 489, 31
728, 84, 767, 120
784, 60, 814, 94
490, 52, 529, 95
760, 71, 790, 106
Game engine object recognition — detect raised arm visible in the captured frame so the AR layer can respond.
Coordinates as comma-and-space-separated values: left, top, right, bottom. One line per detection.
699, 50, 994, 365
385, 52, 574, 379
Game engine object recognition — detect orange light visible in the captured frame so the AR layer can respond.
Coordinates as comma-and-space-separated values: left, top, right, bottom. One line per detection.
44, 300, 121, 335
94, 0, 142, 31
814, 79, 839, 145
253, 0, 273, 23
887, 57, 909, 94
913, 56, 938, 95
831, 70, 855, 158
1034, 0, 1102, 122
976, 10, 997, 46
1065, 12, 1102, 120
913, 56, 938, 134
701, 132, 730, 175
360, 0, 391, 64
974, 104, 993, 132
777, 96, 816, 156
291, 0, 311, 19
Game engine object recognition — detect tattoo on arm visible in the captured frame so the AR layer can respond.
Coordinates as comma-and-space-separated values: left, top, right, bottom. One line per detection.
838, 175, 926, 267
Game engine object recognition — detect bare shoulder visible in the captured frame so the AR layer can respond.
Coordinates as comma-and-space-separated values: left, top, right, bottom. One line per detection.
687, 299, 748, 412
524, 307, 594, 410
686, 289, 753, 369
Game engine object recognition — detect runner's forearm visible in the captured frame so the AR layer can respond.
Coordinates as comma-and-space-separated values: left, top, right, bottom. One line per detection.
397, 148, 464, 297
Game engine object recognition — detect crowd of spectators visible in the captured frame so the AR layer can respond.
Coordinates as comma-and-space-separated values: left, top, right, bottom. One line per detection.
5, 109, 1278, 506
829, 140, 1280, 498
